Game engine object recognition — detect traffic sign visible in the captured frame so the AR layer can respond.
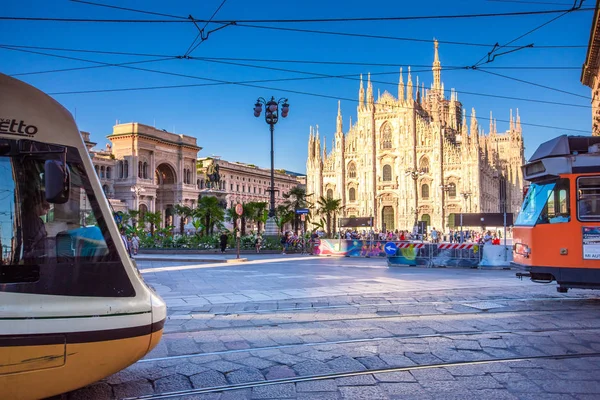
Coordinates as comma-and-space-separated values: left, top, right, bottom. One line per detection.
295, 208, 309, 215
235, 203, 243, 216
384, 242, 398, 256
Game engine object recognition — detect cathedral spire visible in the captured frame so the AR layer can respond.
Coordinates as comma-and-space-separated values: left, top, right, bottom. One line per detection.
433, 39, 441, 92
462, 108, 468, 135
323, 135, 327, 160
516, 108, 522, 132
308, 126, 314, 159
489, 111, 494, 134
336, 101, 343, 133
471, 108, 479, 146
398, 67, 405, 102
407, 67, 413, 102
358, 74, 365, 110
510, 109, 514, 131
416, 75, 421, 104
366, 73, 374, 108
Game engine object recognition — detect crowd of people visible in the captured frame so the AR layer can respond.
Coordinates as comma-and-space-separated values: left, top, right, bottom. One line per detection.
330, 227, 509, 245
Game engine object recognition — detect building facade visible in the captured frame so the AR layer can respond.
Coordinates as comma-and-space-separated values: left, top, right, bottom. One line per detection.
197, 157, 302, 209
581, 0, 600, 136
306, 42, 525, 232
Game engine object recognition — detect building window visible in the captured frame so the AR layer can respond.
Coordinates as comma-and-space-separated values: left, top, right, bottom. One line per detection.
237, 185, 240, 192
381, 123, 392, 149
419, 157, 429, 174
100, 166, 105, 178
348, 162, 357, 179
382, 165, 392, 182
138, 161, 143, 178
448, 183, 456, 198
349, 187, 356, 201
231, 184, 233, 191
143, 162, 148, 179
422, 183, 430, 199
117, 161, 123, 179
123, 160, 129, 178
327, 189, 333, 200
106, 166, 111, 179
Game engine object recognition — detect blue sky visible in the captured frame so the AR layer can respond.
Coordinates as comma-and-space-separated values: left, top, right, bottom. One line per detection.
1, 0, 594, 173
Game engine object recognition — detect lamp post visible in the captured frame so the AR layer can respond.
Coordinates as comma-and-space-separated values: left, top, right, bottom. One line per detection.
130, 186, 145, 210
459, 192, 472, 239
493, 171, 508, 261
253, 96, 290, 236
405, 168, 425, 231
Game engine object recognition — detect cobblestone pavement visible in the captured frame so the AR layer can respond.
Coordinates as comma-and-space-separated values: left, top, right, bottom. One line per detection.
64, 255, 600, 399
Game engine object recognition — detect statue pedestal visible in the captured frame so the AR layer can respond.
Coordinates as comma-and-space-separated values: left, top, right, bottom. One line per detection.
264, 217, 279, 238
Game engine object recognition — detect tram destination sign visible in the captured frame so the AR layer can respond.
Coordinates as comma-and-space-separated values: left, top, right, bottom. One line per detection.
583, 226, 600, 260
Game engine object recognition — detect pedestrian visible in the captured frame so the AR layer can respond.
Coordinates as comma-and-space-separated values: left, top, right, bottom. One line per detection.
281, 232, 289, 254
431, 227, 438, 243
130, 232, 140, 256
255, 234, 262, 253
219, 231, 228, 253
120, 228, 131, 257
483, 230, 493, 245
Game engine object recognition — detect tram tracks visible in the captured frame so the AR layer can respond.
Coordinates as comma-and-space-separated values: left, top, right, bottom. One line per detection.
125, 351, 600, 400
163, 302, 597, 334
142, 325, 600, 364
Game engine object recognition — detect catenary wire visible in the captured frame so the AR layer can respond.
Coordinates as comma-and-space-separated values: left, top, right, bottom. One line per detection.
0, 7, 594, 23
184, 0, 229, 56
68, 0, 189, 19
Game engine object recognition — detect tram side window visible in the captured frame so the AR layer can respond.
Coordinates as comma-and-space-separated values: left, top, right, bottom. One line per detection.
578, 176, 600, 221
537, 178, 570, 225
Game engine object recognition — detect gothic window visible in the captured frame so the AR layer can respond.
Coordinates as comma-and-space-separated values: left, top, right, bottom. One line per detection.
123, 160, 129, 178
448, 183, 457, 198
348, 162, 357, 179
349, 187, 356, 201
381, 123, 392, 149
327, 189, 333, 200
382, 165, 392, 182
419, 157, 430, 174
138, 161, 143, 178
421, 183, 430, 199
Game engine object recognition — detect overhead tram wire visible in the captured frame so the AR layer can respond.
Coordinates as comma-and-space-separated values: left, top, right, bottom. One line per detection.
0, 44, 176, 58
68, 0, 189, 19
0, 6, 594, 23
185, 0, 229, 56
476, 69, 589, 99
232, 23, 586, 49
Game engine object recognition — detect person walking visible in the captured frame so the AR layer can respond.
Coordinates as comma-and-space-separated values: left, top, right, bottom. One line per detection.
219, 231, 228, 253
255, 234, 262, 253
130, 232, 140, 256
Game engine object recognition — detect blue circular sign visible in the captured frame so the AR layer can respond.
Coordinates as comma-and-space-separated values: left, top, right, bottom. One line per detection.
384, 242, 397, 256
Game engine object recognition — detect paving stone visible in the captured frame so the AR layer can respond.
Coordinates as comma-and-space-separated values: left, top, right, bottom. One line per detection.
265, 365, 297, 380
502, 379, 542, 392
454, 340, 483, 351
404, 352, 444, 365
112, 379, 154, 399
293, 360, 332, 376
177, 394, 221, 400
378, 354, 415, 367
226, 367, 265, 384
220, 389, 253, 399
411, 368, 456, 381
68, 382, 112, 400
490, 372, 529, 383
224, 341, 251, 350
532, 379, 600, 394
455, 375, 504, 389
326, 356, 367, 373
203, 360, 245, 373
174, 362, 210, 377
296, 391, 341, 399
154, 374, 193, 392
167, 338, 201, 355
515, 395, 576, 400
266, 353, 307, 365
190, 370, 228, 388
380, 382, 433, 397
296, 380, 338, 392
335, 375, 377, 386
373, 371, 417, 382
356, 356, 388, 370
339, 385, 390, 399
238, 357, 277, 370
251, 383, 296, 399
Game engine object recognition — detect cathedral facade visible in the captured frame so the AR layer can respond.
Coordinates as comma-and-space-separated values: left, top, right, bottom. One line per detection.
306, 42, 525, 232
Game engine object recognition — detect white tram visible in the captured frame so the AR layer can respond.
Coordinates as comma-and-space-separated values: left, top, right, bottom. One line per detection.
0, 73, 166, 399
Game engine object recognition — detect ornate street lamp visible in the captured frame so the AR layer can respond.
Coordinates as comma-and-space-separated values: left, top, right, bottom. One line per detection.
253, 96, 290, 236
405, 168, 425, 229
130, 186, 145, 212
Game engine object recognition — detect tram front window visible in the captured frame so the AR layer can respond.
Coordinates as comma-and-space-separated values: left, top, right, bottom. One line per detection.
0, 139, 134, 297
515, 178, 570, 226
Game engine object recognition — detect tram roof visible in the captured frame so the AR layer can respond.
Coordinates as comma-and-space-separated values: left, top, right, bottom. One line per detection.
530, 135, 600, 162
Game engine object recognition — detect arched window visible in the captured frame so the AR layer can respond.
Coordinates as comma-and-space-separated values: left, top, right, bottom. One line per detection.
381, 123, 392, 149
143, 162, 148, 179
95, 165, 99, 176
326, 189, 333, 200
382, 165, 392, 182
348, 162, 357, 179
419, 157, 430, 174
123, 160, 129, 178
100, 166, 105, 178
138, 161, 143, 178
187, 169, 191, 184
421, 183, 430, 199
106, 166, 111, 179
448, 183, 457, 198
349, 187, 356, 201
139, 204, 148, 221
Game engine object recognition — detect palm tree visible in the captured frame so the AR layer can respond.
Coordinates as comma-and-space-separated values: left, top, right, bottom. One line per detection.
283, 187, 311, 234
245, 201, 268, 234
173, 204, 193, 234
275, 204, 294, 234
144, 211, 163, 236
317, 196, 343, 238
196, 196, 225, 235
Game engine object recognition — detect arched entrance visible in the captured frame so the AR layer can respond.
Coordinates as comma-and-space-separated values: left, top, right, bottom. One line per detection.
382, 206, 395, 232
155, 163, 177, 228
421, 214, 431, 229
447, 213, 456, 230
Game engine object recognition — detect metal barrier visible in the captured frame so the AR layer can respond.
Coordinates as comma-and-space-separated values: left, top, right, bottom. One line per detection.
314, 239, 505, 268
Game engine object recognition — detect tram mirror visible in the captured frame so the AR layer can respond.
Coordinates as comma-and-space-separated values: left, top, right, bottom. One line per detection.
44, 160, 70, 204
